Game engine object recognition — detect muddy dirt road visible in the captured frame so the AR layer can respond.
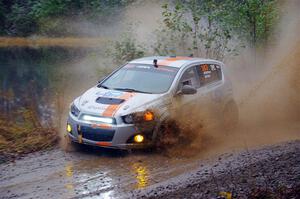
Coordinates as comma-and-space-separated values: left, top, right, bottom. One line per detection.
137, 140, 300, 199
1, 120, 299, 199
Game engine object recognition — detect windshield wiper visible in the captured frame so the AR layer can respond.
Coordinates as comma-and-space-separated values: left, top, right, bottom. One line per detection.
99, 85, 109, 89
113, 87, 152, 94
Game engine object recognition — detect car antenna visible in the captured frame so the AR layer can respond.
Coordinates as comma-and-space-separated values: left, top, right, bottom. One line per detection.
153, 59, 158, 68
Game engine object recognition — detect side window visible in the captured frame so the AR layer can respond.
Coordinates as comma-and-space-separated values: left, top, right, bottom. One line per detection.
196, 64, 222, 86
178, 67, 200, 91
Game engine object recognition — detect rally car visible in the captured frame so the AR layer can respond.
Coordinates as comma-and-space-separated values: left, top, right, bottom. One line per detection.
67, 56, 238, 149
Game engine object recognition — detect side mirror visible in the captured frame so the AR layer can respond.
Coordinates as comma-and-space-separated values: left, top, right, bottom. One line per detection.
181, 85, 197, 95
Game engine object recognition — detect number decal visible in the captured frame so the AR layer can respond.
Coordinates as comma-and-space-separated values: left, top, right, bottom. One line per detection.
200, 64, 209, 72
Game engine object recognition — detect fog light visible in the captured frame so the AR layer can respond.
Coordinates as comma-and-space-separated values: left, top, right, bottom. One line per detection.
67, 124, 72, 133
143, 111, 154, 121
134, 134, 144, 143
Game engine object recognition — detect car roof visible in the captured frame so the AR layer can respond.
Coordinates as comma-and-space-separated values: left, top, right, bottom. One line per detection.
129, 56, 222, 68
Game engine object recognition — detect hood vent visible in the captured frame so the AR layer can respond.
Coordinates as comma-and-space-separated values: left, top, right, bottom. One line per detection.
96, 97, 125, 105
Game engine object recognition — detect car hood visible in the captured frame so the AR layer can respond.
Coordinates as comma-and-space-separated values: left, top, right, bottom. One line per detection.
76, 86, 165, 117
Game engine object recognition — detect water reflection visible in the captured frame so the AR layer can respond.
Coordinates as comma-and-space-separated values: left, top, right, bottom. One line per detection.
65, 163, 74, 177
132, 162, 149, 189
64, 163, 75, 194
0, 48, 89, 126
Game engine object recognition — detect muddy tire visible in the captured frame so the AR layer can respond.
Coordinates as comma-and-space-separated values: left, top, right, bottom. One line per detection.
155, 119, 196, 150
222, 99, 239, 132
155, 120, 179, 149
64, 136, 84, 152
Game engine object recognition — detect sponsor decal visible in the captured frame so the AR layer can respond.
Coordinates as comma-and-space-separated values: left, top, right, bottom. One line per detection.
87, 105, 106, 110
81, 100, 89, 106
204, 74, 211, 79
210, 64, 216, 71
123, 105, 130, 110
136, 65, 151, 69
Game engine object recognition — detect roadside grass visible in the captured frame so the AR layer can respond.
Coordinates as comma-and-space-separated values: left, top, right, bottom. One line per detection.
0, 118, 58, 163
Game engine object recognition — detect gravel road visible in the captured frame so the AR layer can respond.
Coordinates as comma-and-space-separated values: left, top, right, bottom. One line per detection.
133, 140, 300, 199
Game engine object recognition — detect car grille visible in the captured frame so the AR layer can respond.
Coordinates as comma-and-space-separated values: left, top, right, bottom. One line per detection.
79, 126, 115, 142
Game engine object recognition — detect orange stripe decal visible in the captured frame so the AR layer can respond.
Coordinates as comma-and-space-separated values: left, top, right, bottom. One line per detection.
158, 56, 193, 66
102, 104, 119, 117
102, 92, 135, 117
96, 142, 112, 147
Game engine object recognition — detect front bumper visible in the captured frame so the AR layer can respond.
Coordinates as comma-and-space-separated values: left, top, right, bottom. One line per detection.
67, 114, 154, 149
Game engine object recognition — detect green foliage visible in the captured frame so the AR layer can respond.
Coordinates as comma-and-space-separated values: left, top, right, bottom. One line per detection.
153, 3, 192, 56
223, 0, 279, 46
0, 1, 6, 35
153, 0, 278, 59
107, 30, 145, 65
30, 0, 71, 19
3, 1, 37, 36
154, 0, 238, 60
0, 0, 134, 36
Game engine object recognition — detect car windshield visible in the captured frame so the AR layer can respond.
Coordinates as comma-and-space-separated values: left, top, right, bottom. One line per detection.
99, 64, 179, 94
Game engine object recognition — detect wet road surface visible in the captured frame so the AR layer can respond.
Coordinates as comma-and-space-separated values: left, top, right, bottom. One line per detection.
0, 146, 204, 199
1, 121, 300, 199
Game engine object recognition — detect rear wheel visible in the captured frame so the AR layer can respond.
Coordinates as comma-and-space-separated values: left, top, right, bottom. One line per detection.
222, 99, 239, 132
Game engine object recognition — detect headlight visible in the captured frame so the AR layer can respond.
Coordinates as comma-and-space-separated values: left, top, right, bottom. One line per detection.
81, 114, 115, 124
67, 124, 72, 133
134, 134, 144, 143
143, 111, 154, 121
122, 114, 134, 124
71, 103, 80, 117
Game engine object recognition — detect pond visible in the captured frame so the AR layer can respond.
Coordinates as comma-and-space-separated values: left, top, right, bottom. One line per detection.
0, 47, 106, 128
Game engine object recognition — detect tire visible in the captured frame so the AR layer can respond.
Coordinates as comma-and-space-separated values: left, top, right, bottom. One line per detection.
155, 119, 196, 149
64, 136, 84, 152
222, 99, 239, 132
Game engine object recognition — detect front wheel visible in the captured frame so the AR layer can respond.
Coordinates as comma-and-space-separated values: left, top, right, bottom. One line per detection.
154, 119, 197, 150
64, 135, 84, 152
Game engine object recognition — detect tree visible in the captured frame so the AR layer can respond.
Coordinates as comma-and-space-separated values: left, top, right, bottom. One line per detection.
224, 0, 278, 47
153, 0, 237, 60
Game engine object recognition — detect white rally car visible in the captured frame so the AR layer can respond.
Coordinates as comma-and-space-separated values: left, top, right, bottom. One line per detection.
67, 56, 238, 149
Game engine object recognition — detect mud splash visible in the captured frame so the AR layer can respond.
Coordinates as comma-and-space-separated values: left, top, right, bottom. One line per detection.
159, 0, 300, 157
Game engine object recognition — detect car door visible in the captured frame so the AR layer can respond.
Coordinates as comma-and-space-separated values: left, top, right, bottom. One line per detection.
197, 63, 225, 109
171, 63, 224, 129
170, 65, 207, 126
195, 63, 225, 126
